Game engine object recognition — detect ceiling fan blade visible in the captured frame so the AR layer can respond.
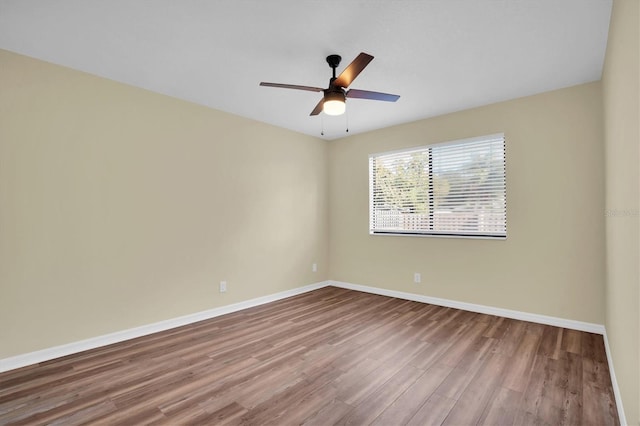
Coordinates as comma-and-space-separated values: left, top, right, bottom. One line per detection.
346, 89, 400, 102
310, 98, 324, 116
260, 82, 324, 92
333, 52, 374, 88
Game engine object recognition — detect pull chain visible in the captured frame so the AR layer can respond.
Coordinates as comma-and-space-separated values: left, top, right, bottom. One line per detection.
319, 108, 349, 136
345, 109, 349, 133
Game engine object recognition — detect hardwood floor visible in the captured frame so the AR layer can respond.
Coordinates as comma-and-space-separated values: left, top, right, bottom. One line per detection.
0, 287, 619, 425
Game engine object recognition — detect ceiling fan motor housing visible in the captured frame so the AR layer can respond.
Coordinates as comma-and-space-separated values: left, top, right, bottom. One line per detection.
324, 87, 346, 101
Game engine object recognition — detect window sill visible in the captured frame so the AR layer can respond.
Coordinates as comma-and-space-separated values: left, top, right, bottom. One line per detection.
369, 231, 507, 240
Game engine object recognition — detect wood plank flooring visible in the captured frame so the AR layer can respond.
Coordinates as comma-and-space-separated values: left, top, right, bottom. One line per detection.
0, 287, 619, 425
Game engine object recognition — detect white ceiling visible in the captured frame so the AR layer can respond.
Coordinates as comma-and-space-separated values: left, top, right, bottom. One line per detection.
0, 0, 612, 140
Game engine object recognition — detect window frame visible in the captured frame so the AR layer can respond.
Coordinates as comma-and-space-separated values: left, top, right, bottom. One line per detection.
368, 133, 507, 240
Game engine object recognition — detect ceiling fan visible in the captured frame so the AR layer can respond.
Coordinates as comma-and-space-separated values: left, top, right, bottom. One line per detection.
260, 52, 400, 116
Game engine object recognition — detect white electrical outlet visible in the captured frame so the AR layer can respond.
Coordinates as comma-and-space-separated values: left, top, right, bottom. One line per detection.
219, 281, 227, 293
414, 273, 421, 283
312, 263, 317, 272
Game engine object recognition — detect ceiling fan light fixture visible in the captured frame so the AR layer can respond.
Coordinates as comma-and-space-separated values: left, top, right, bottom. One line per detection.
323, 91, 346, 116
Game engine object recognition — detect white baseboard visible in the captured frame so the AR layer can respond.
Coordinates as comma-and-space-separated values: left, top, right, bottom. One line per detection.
329, 280, 606, 334
0, 281, 331, 373
2, 279, 606, 374
602, 329, 628, 426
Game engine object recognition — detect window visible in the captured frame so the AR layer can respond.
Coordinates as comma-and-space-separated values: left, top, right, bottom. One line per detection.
369, 133, 506, 238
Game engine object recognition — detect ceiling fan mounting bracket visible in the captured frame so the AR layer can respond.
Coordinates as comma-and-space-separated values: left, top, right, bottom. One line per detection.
326, 54, 342, 70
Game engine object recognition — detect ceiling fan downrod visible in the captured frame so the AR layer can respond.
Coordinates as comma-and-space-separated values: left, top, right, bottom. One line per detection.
326, 55, 342, 82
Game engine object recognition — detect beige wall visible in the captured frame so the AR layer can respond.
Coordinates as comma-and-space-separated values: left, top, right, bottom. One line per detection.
329, 82, 606, 324
0, 49, 329, 358
602, 0, 640, 423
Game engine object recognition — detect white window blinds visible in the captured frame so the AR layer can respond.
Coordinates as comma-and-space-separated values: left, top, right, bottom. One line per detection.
369, 134, 506, 238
